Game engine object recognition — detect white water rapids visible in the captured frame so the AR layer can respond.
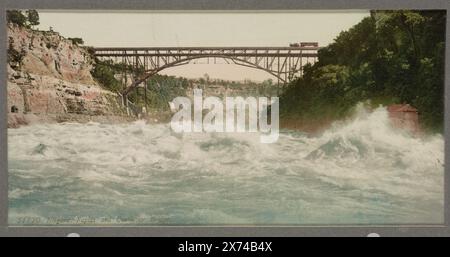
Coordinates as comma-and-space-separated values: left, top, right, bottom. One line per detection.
8, 107, 444, 225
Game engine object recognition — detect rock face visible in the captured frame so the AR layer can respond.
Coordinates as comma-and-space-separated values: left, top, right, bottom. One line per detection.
7, 23, 125, 128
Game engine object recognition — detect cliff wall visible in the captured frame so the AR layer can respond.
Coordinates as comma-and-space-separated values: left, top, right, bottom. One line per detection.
7, 23, 127, 128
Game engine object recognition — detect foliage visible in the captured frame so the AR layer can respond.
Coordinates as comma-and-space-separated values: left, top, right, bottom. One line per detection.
127, 75, 279, 111
68, 37, 84, 45
90, 60, 122, 92
280, 10, 446, 132
26, 10, 40, 26
7, 11, 27, 27
7, 44, 26, 67
90, 59, 148, 95
7, 10, 40, 28
128, 74, 189, 111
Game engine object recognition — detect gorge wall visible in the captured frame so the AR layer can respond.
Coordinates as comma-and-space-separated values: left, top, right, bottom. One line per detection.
6, 23, 128, 128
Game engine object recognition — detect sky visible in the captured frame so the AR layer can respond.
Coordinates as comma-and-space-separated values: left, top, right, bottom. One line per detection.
37, 11, 369, 81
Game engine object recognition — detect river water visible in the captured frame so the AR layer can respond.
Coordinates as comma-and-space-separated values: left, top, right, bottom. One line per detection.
8, 107, 444, 225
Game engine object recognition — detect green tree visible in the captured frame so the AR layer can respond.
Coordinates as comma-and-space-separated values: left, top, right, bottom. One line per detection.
91, 60, 122, 92
26, 10, 40, 27
68, 37, 84, 45
280, 10, 446, 132
7, 10, 27, 27
7, 10, 40, 28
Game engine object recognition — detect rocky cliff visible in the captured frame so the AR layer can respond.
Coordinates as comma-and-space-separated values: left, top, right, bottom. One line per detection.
7, 23, 128, 128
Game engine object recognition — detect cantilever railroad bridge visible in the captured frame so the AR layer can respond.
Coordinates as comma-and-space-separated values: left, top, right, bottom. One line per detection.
93, 45, 320, 98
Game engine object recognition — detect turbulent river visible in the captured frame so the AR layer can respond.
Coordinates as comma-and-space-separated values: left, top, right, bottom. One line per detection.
8, 107, 444, 225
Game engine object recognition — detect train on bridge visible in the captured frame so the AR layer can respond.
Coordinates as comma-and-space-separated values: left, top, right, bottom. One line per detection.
289, 42, 319, 48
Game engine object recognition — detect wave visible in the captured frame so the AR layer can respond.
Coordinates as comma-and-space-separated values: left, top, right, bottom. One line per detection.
7, 105, 444, 225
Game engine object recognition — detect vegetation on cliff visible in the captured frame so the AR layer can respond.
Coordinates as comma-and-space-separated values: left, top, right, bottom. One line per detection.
280, 10, 446, 132
7, 10, 40, 29
90, 60, 126, 92
90, 59, 189, 111
6, 10, 40, 67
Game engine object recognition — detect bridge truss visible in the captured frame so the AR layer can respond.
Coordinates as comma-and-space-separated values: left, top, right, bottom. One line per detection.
93, 46, 319, 97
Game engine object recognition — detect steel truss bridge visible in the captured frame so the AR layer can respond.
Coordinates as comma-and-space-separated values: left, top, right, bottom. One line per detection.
93, 46, 319, 97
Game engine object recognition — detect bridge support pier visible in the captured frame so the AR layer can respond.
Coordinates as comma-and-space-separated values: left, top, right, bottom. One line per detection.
144, 82, 148, 115
122, 94, 130, 116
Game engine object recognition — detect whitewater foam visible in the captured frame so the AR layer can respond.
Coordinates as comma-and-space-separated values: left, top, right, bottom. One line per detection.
8, 106, 444, 225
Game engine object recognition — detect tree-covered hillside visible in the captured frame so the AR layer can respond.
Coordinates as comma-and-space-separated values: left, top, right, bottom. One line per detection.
280, 10, 446, 132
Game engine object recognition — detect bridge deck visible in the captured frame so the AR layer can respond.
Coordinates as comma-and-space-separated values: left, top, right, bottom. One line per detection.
93, 46, 321, 51
93, 47, 319, 58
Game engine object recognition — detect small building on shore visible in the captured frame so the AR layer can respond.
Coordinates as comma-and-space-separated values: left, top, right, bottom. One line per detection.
387, 104, 420, 134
